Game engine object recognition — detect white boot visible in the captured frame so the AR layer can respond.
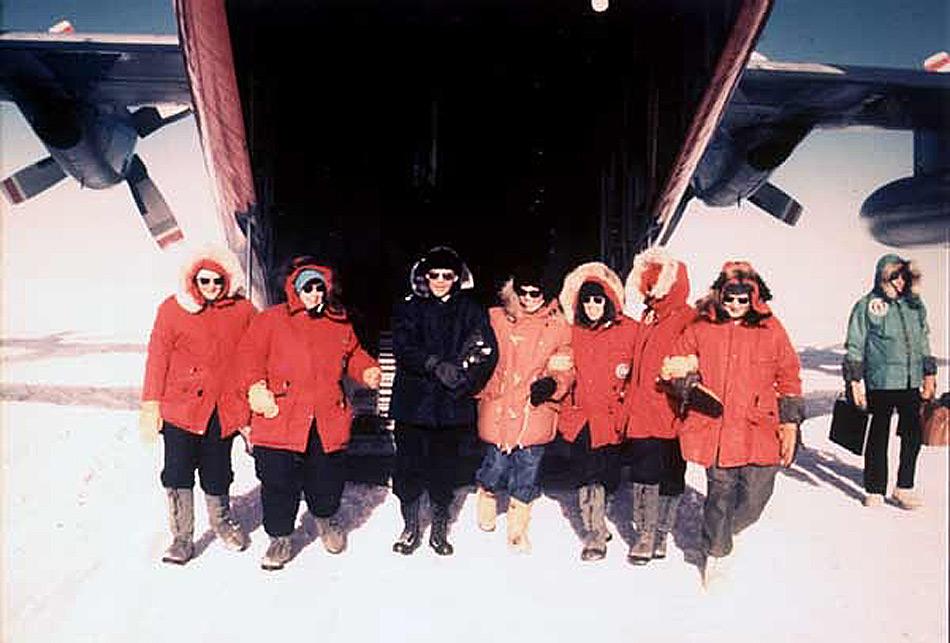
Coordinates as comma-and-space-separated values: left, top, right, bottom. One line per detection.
702, 554, 731, 592
892, 487, 923, 510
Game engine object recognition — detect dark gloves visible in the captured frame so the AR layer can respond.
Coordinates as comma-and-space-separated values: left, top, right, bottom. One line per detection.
530, 376, 557, 406
665, 372, 723, 418
434, 361, 467, 390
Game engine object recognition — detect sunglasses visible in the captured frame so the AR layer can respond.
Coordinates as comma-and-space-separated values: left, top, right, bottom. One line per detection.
582, 295, 605, 305
884, 271, 904, 282
517, 286, 543, 299
426, 270, 457, 281
722, 295, 750, 305
197, 277, 225, 286
301, 280, 326, 294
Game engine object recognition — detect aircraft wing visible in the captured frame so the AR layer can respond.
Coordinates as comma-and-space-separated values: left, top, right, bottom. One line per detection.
680, 57, 950, 247
731, 58, 950, 131
0, 32, 189, 106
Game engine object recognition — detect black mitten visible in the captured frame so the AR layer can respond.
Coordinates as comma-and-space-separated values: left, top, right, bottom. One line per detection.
529, 376, 557, 406
434, 361, 466, 390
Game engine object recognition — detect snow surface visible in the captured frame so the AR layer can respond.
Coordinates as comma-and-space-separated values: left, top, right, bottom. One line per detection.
1, 290, 947, 643
1, 111, 948, 641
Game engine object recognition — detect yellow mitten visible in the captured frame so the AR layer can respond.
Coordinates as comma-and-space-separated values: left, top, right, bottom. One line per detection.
659, 355, 699, 381
139, 400, 162, 444
248, 380, 279, 418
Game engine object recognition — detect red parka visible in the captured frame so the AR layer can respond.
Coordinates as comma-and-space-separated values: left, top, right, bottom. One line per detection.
142, 246, 256, 436
236, 263, 378, 454
671, 267, 802, 467
624, 249, 695, 440
478, 281, 574, 450
557, 262, 637, 448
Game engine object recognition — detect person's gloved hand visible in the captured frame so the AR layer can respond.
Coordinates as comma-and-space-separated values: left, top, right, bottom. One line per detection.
529, 376, 557, 406
665, 372, 703, 417
921, 374, 936, 401
434, 361, 467, 390
778, 423, 798, 467
139, 400, 162, 444
849, 380, 867, 410
659, 354, 699, 381
248, 380, 279, 418
363, 366, 382, 389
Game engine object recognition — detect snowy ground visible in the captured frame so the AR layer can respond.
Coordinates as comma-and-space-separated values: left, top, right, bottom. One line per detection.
1, 335, 947, 643
1, 110, 947, 642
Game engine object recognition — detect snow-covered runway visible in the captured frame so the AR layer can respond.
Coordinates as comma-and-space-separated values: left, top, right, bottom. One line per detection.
2, 346, 946, 643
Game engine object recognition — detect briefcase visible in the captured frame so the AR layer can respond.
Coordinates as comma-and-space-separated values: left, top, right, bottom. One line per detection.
920, 394, 949, 447
829, 396, 869, 456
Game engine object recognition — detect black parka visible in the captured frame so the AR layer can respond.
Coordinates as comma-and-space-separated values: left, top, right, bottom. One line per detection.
389, 249, 498, 427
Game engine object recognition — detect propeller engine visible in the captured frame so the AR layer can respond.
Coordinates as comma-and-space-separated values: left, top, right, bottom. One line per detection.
1, 71, 189, 249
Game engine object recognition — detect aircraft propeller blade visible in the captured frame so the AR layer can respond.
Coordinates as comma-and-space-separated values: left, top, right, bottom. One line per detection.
747, 181, 803, 226
130, 106, 192, 138
1, 156, 67, 204
125, 154, 184, 248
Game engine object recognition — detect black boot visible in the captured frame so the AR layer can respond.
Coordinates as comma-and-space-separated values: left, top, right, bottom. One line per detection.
429, 505, 454, 556
392, 498, 422, 555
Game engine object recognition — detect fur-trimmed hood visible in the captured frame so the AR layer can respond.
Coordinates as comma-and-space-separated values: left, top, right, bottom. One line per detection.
408, 246, 475, 298
625, 248, 690, 317
282, 259, 347, 320
696, 260, 773, 325
499, 278, 563, 322
559, 262, 625, 326
873, 253, 922, 302
175, 244, 245, 314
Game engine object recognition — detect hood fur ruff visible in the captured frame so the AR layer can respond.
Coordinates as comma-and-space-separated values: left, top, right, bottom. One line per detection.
500, 278, 563, 322
175, 244, 245, 314
409, 246, 475, 298
626, 247, 680, 303
695, 260, 773, 324
874, 253, 922, 299
559, 262, 625, 326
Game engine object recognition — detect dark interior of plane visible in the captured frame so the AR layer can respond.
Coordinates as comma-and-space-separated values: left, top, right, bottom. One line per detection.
223, 0, 751, 346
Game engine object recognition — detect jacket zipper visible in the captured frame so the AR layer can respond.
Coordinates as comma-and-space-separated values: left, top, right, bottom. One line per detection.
896, 302, 913, 388
715, 323, 736, 467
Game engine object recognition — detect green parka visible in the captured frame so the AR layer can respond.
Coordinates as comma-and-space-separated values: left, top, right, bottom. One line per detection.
843, 254, 937, 391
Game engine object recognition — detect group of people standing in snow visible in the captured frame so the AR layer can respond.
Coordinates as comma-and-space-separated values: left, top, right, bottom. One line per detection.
140, 244, 937, 587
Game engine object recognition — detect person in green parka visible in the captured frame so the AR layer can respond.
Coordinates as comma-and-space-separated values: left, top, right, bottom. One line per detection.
843, 253, 938, 509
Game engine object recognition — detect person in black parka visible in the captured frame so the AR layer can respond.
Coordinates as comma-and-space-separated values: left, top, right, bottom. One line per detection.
389, 246, 498, 556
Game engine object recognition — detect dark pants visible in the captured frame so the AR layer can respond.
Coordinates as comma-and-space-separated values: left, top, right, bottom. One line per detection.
865, 389, 922, 494
476, 443, 546, 504
703, 464, 778, 558
393, 422, 467, 510
626, 437, 687, 496
253, 425, 347, 537
161, 410, 234, 496
569, 426, 622, 494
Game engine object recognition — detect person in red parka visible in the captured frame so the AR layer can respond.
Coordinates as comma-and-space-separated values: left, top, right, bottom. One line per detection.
622, 248, 694, 565
662, 261, 803, 590
236, 257, 381, 571
140, 245, 256, 565
558, 262, 636, 561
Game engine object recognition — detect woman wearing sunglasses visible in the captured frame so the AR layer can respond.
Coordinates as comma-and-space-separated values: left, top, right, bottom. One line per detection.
235, 257, 381, 570
475, 264, 574, 553
557, 262, 636, 561
389, 246, 497, 557
621, 248, 695, 565
843, 254, 937, 510
140, 245, 257, 565
661, 261, 803, 590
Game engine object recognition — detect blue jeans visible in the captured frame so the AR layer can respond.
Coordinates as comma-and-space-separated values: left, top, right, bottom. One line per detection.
475, 444, 545, 503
